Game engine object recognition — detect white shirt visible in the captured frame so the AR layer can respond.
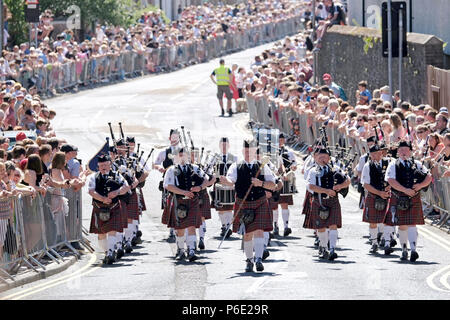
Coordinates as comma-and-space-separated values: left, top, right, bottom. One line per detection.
384, 159, 428, 182
163, 164, 205, 189
357, 153, 369, 173
88, 171, 128, 192
303, 155, 316, 181
361, 159, 384, 185
226, 161, 276, 184
154, 145, 178, 166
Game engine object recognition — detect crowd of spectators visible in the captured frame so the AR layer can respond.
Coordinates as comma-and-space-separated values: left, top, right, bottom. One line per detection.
0, 1, 306, 94
233, 26, 450, 217
0, 77, 89, 259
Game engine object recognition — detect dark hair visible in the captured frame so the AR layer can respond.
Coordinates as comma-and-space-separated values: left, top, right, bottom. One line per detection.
47, 137, 59, 150
51, 152, 66, 170
358, 81, 368, 88
38, 144, 52, 157
26, 154, 43, 175
12, 146, 26, 159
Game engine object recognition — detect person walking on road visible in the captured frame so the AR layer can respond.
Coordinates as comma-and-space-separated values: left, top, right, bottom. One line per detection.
210, 59, 235, 117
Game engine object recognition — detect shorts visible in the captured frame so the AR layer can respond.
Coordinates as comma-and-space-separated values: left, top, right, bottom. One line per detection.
217, 85, 232, 100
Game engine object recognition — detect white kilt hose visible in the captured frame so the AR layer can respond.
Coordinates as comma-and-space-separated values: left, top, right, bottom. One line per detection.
161, 194, 202, 230
303, 195, 342, 229
232, 197, 273, 233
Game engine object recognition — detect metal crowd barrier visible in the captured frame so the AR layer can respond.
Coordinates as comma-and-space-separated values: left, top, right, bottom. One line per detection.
246, 95, 450, 224
0, 188, 87, 283
11, 16, 302, 96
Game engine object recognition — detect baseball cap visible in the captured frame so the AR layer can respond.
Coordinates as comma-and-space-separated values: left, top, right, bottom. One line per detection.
16, 132, 27, 141
60, 144, 78, 153
322, 73, 332, 81
439, 107, 448, 114
19, 159, 28, 171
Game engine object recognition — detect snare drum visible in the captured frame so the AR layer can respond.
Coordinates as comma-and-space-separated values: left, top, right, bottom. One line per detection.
281, 179, 297, 195
212, 184, 236, 211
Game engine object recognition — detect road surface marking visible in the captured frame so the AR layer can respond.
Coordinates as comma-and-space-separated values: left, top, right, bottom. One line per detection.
426, 265, 450, 293
1, 252, 99, 300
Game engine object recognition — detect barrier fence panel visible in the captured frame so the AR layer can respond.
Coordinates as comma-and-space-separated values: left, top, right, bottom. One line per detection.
0, 197, 23, 281
246, 94, 450, 219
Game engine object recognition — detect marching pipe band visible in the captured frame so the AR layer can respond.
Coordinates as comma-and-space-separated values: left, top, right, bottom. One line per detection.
87, 121, 433, 268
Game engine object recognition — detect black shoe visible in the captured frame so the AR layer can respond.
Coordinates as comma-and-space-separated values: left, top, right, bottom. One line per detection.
370, 244, 378, 254
221, 109, 225, 117
188, 250, 198, 262
116, 248, 124, 259
410, 250, 419, 262
273, 224, 279, 236
262, 249, 270, 261
175, 249, 186, 260
105, 252, 114, 265
228, 111, 233, 117
384, 246, 394, 255
379, 238, 385, 248
225, 229, 232, 239
328, 249, 338, 261
245, 259, 254, 272
283, 227, 292, 237
198, 237, 205, 250
255, 258, 264, 272
131, 236, 138, 246
314, 237, 320, 247
220, 226, 226, 237
390, 238, 397, 248
319, 247, 329, 259
124, 241, 133, 253
136, 230, 142, 238
134, 236, 143, 245
377, 232, 382, 245
400, 250, 408, 261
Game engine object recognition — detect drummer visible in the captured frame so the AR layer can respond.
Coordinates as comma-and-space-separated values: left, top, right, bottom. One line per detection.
213, 137, 237, 238
276, 133, 298, 237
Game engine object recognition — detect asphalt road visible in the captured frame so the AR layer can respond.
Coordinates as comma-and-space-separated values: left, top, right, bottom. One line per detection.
1, 42, 450, 300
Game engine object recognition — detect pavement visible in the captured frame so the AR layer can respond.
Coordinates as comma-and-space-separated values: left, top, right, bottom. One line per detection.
1, 41, 449, 300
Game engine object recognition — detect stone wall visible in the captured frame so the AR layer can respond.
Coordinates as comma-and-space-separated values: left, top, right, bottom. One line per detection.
317, 25, 444, 106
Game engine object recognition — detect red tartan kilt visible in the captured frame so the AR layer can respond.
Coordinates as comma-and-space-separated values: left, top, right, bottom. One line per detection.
232, 197, 273, 233
119, 200, 128, 228
303, 196, 342, 229
127, 191, 141, 221
279, 194, 294, 205
89, 202, 124, 234
363, 192, 389, 223
139, 188, 146, 212
384, 193, 424, 226
199, 189, 212, 219
164, 195, 202, 229
267, 196, 279, 210
161, 194, 171, 225
302, 191, 312, 215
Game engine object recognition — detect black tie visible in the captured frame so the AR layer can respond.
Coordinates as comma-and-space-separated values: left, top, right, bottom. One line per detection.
223, 155, 226, 163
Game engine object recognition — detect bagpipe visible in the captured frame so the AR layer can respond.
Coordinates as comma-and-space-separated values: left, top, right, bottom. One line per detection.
317, 126, 352, 198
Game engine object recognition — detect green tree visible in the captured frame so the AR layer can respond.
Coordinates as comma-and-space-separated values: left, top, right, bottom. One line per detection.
5, 0, 28, 46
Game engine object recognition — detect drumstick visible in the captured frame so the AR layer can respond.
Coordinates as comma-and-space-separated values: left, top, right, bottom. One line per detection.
218, 156, 270, 249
